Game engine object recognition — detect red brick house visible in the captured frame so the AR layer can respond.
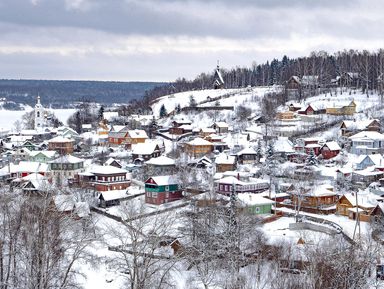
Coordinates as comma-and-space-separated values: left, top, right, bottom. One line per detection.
320, 141, 341, 160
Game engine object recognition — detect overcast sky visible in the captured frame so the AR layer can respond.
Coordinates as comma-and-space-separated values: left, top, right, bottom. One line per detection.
0, 0, 383, 81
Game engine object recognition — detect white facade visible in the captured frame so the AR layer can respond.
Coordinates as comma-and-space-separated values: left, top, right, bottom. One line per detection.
34, 95, 46, 131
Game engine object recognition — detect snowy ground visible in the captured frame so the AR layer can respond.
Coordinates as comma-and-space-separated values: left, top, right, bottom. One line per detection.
0, 107, 76, 131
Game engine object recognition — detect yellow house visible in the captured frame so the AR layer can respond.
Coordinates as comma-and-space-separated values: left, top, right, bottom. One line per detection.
185, 137, 214, 157
276, 111, 295, 120
326, 101, 356, 116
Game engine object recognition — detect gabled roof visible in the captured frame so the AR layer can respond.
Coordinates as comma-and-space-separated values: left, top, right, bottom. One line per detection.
146, 155, 175, 166
356, 154, 384, 167
187, 137, 213, 146
322, 141, 341, 151
48, 136, 74, 143
132, 142, 160, 155
213, 122, 229, 128
29, 150, 57, 158
105, 157, 122, 167
50, 155, 84, 164
349, 131, 384, 141
128, 129, 148, 139
237, 193, 274, 206
146, 175, 179, 186
341, 119, 379, 131
215, 153, 236, 165
237, 147, 257, 156
88, 165, 127, 175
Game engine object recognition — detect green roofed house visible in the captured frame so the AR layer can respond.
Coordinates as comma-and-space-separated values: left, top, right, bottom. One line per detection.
237, 193, 274, 215
29, 150, 58, 163
145, 175, 182, 205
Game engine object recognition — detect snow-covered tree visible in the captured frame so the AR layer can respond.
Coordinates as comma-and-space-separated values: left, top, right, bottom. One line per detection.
306, 149, 318, 166
189, 95, 197, 107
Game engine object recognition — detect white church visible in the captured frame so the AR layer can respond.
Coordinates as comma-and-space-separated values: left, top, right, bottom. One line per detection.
34, 95, 48, 132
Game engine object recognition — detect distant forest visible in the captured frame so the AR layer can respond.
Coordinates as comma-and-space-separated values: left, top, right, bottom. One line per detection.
0, 79, 166, 108
143, 49, 384, 104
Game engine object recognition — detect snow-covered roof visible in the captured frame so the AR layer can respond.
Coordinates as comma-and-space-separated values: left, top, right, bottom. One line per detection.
145, 155, 175, 166
349, 131, 384, 141
342, 193, 377, 208
274, 137, 295, 153
82, 124, 92, 129
53, 195, 76, 212
147, 175, 179, 186
213, 122, 229, 128
323, 141, 341, 151
187, 137, 213, 146
99, 190, 129, 201
88, 165, 127, 175
103, 111, 119, 121
237, 193, 274, 206
342, 119, 378, 130
29, 150, 57, 158
50, 155, 84, 164
215, 153, 236, 165
132, 142, 159, 155
237, 147, 257, 156
128, 129, 148, 139
200, 127, 216, 133
356, 154, 384, 167
48, 136, 74, 143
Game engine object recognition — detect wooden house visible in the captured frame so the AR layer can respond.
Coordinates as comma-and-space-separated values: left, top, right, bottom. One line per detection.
297, 104, 326, 115
49, 155, 84, 183
236, 147, 258, 164
320, 141, 341, 160
352, 170, 384, 186
132, 142, 161, 163
169, 120, 192, 135
288, 103, 302, 112
237, 193, 274, 215
79, 165, 130, 191
145, 155, 176, 176
336, 193, 377, 221
370, 203, 384, 223
291, 185, 337, 214
48, 136, 74, 155
185, 138, 213, 157
214, 176, 269, 195
145, 175, 183, 205
340, 119, 380, 137
105, 157, 123, 168
276, 111, 295, 120
286, 76, 301, 90
326, 100, 356, 116
124, 130, 148, 149
212, 122, 229, 134
29, 150, 58, 163
200, 128, 216, 138
215, 154, 236, 173
337, 72, 361, 88
99, 190, 130, 208
108, 125, 128, 146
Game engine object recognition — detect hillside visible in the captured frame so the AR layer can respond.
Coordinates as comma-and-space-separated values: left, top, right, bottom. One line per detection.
0, 79, 166, 108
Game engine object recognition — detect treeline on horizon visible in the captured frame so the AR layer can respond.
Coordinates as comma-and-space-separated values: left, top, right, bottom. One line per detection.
143, 49, 384, 105
0, 79, 165, 108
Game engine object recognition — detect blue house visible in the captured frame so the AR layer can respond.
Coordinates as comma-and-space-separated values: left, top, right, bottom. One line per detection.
349, 131, 384, 155
355, 154, 384, 170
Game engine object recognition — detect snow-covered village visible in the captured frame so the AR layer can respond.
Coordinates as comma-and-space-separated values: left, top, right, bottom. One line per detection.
2, 1, 384, 289
2, 60, 384, 288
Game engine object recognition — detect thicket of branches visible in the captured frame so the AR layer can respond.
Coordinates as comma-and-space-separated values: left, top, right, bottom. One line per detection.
143, 49, 384, 104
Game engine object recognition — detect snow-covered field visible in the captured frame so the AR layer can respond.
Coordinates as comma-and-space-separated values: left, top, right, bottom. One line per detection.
0, 107, 76, 131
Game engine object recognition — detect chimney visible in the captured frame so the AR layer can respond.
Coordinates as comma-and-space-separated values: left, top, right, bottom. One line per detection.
237, 173, 240, 180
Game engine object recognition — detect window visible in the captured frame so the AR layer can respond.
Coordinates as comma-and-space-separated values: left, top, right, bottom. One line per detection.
255, 207, 260, 213
152, 192, 158, 198
165, 185, 169, 191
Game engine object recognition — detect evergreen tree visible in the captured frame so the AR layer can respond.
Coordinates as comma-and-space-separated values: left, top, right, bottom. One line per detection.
175, 103, 181, 113
98, 105, 105, 121
159, 104, 167, 118
306, 149, 318, 166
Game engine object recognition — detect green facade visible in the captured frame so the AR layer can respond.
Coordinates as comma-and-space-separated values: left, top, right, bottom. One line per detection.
248, 204, 272, 215
145, 184, 179, 193
31, 153, 54, 163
